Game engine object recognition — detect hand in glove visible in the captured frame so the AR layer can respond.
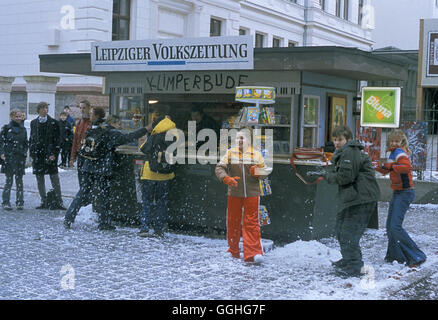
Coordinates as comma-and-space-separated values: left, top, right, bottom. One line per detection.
381, 163, 393, 171
250, 165, 260, 178
223, 176, 240, 188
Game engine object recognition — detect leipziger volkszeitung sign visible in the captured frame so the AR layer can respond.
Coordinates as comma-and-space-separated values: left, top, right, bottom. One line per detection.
91, 36, 254, 72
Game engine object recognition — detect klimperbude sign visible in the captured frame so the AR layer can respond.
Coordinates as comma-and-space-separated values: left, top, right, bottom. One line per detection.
360, 87, 401, 128
91, 36, 254, 72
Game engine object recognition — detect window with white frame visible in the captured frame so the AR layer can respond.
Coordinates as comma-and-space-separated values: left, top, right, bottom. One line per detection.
358, 0, 364, 26
210, 18, 222, 37
272, 37, 282, 47
288, 41, 297, 47
255, 33, 265, 48
336, 0, 341, 17
112, 0, 131, 40
343, 0, 349, 20
319, 0, 325, 11
301, 96, 320, 148
239, 28, 247, 36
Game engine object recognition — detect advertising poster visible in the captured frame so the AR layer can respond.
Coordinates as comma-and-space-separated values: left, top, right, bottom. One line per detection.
427, 32, 438, 76
400, 121, 428, 171
355, 119, 382, 162
360, 87, 401, 128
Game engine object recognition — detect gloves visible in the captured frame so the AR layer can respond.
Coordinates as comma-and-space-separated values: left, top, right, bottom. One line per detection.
250, 165, 260, 178
223, 176, 240, 188
306, 170, 327, 178
381, 163, 393, 171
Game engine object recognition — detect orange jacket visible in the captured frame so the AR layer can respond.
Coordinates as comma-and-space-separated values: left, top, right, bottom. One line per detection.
376, 147, 413, 190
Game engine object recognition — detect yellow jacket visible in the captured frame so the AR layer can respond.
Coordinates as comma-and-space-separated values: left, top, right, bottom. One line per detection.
140, 117, 176, 181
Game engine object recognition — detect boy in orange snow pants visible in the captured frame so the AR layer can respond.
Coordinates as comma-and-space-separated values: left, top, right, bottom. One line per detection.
215, 129, 272, 263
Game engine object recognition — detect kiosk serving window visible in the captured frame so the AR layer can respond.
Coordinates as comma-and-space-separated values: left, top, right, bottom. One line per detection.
110, 95, 145, 130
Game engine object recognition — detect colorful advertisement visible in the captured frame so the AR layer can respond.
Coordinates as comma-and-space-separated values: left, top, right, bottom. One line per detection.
235, 86, 276, 104
355, 119, 382, 162
400, 121, 428, 171
360, 87, 401, 128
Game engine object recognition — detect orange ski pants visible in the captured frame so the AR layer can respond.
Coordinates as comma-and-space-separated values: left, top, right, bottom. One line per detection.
226, 196, 263, 261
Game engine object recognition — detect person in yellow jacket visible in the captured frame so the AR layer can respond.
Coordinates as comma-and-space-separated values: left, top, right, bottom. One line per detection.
138, 113, 176, 238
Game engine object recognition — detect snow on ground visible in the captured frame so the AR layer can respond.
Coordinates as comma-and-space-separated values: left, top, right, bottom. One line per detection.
1, 188, 438, 300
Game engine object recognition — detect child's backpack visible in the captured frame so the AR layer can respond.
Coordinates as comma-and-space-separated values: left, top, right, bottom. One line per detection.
79, 124, 108, 161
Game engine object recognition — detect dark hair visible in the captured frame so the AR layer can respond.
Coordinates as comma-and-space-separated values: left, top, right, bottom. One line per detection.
80, 100, 91, 107
64, 105, 70, 110
191, 103, 205, 115
60, 111, 68, 117
37, 101, 49, 112
153, 104, 171, 117
332, 125, 353, 141
91, 106, 105, 120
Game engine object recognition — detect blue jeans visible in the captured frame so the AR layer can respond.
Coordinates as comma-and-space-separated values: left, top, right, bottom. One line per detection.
386, 189, 426, 265
139, 179, 170, 233
64, 172, 111, 227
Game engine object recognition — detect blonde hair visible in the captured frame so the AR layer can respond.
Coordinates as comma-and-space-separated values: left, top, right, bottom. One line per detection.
387, 129, 410, 154
10, 108, 21, 117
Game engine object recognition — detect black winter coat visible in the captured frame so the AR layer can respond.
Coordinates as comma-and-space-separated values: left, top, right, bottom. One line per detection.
29, 115, 61, 175
59, 119, 73, 148
0, 121, 28, 175
80, 121, 147, 177
324, 140, 380, 212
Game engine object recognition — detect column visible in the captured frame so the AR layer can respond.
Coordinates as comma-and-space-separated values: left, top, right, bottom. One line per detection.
24, 76, 60, 120
0, 76, 15, 127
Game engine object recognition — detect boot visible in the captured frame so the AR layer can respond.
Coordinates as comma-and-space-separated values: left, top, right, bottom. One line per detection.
36, 199, 48, 209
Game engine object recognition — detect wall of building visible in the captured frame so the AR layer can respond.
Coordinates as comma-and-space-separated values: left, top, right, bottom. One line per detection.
0, 0, 373, 126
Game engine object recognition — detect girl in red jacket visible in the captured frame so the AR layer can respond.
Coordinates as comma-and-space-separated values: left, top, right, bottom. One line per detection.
376, 129, 426, 268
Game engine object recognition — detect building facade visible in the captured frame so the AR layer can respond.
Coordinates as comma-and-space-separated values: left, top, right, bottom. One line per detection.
0, 0, 373, 126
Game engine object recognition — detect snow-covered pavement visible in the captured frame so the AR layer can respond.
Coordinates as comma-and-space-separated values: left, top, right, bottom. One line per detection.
1, 170, 438, 300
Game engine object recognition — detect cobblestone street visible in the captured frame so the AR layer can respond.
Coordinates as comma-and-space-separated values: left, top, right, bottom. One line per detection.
1, 170, 438, 300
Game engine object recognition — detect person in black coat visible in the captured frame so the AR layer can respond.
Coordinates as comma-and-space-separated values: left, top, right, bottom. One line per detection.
29, 102, 65, 210
64, 106, 147, 230
59, 111, 73, 167
0, 109, 28, 210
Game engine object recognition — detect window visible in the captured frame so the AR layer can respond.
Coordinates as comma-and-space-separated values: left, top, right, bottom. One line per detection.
343, 0, 349, 20
239, 28, 247, 36
358, 0, 364, 26
255, 33, 265, 48
335, 0, 341, 17
112, 0, 130, 40
272, 37, 281, 48
301, 96, 319, 148
288, 41, 297, 47
319, 0, 325, 10
210, 18, 222, 37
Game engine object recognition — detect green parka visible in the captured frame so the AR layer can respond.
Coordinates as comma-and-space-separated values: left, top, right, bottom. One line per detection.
324, 140, 380, 212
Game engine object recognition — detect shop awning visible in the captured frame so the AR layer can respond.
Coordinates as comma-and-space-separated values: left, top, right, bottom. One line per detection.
39, 46, 410, 81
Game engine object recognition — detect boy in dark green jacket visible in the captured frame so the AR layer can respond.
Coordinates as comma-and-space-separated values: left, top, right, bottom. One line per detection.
314, 125, 380, 277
